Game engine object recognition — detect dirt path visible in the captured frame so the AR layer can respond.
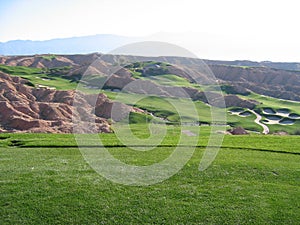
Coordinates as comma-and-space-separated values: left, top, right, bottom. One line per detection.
249, 110, 269, 134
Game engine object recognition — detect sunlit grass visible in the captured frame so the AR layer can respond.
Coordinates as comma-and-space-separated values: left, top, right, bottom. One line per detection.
0, 128, 299, 224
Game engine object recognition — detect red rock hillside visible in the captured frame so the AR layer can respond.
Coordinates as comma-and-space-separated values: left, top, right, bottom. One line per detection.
0, 71, 134, 133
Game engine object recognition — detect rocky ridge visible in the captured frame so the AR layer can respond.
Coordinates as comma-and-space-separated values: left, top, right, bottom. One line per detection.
0, 71, 134, 133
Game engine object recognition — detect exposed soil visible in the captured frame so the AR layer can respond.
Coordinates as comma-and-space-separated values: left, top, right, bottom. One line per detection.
0, 71, 135, 133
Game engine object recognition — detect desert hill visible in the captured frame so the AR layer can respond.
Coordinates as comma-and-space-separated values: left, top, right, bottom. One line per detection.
204, 59, 300, 71
0, 54, 300, 134
1, 54, 299, 101
0, 71, 138, 133
209, 65, 300, 101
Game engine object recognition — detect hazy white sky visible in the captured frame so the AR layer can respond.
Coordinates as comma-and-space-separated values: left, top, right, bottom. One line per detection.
1, 0, 299, 61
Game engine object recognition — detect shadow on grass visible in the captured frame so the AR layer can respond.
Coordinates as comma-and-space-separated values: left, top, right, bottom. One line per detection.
11, 143, 300, 156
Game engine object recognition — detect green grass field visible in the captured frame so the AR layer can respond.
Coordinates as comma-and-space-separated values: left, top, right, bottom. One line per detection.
1, 59, 300, 224
0, 65, 76, 90
1, 127, 299, 224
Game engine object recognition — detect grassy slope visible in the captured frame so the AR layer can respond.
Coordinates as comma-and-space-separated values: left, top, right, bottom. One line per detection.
140, 74, 199, 88
0, 65, 77, 90
0, 129, 299, 224
246, 93, 300, 112
103, 91, 216, 123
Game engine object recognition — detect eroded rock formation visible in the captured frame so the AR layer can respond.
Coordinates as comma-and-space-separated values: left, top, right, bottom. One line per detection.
0, 71, 134, 133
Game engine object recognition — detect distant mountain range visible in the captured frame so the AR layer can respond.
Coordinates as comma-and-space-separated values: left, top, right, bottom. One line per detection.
0, 34, 138, 55
1, 34, 300, 72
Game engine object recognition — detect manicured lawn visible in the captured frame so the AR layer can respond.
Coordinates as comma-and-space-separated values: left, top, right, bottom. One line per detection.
0, 128, 299, 224
0, 65, 76, 90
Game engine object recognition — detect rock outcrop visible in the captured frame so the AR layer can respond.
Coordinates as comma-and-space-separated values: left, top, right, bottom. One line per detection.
0, 71, 133, 133
229, 127, 249, 135
209, 65, 300, 101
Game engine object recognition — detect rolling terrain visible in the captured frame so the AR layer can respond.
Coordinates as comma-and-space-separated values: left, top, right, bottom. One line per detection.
0, 53, 299, 134
0, 54, 299, 224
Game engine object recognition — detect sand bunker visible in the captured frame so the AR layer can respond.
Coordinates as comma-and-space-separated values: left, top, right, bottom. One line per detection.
263, 108, 291, 117
262, 107, 298, 125
264, 118, 295, 125
262, 108, 276, 114
279, 118, 295, 125
289, 113, 300, 119
277, 108, 290, 114
265, 115, 282, 121
263, 120, 279, 125
230, 107, 298, 132
228, 109, 251, 117
228, 108, 244, 115
239, 111, 252, 117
